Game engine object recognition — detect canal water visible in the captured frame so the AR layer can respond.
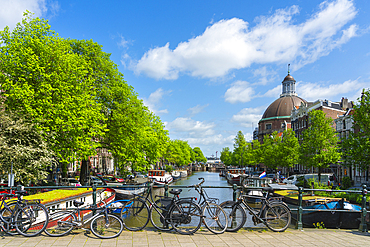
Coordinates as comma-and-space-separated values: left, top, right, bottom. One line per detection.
164, 171, 234, 202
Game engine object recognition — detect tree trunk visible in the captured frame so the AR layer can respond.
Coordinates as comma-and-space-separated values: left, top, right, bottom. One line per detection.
80, 159, 88, 186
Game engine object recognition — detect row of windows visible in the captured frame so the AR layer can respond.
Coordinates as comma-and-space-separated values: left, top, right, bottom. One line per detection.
265, 122, 286, 130
292, 119, 307, 131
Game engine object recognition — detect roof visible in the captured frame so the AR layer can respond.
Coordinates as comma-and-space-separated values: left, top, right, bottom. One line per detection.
261, 95, 307, 121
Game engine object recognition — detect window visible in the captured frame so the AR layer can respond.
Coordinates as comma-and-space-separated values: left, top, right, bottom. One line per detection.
343, 120, 346, 130
281, 122, 286, 129
266, 123, 272, 130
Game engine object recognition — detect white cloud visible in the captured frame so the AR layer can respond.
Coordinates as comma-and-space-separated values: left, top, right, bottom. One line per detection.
187, 104, 209, 115
0, 0, 47, 31
134, 0, 357, 80
297, 79, 367, 101
166, 117, 215, 138
262, 85, 281, 98
224, 80, 255, 104
231, 107, 265, 128
141, 88, 171, 114
253, 66, 277, 85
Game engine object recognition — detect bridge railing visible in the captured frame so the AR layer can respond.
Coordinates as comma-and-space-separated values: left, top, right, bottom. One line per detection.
0, 183, 367, 232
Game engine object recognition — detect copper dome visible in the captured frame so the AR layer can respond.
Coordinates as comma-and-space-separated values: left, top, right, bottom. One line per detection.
283, 74, 295, 82
261, 95, 306, 120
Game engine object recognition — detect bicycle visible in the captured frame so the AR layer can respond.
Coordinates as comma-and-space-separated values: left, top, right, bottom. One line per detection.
0, 190, 49, 237
220, 186, 291, 232
44, 189, 123, 239
120, 182, 203, 235
187, 177, 228, 234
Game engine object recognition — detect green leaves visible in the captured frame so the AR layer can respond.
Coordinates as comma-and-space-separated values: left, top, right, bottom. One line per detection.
300, 110, 341, 172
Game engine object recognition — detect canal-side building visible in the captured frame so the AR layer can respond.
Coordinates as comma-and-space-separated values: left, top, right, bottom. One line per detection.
258, 70, 307, 143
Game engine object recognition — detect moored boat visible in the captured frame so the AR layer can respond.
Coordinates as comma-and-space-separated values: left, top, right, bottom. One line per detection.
226, 168, 245, 185
112, 176, 149, 200
290, 199, 364, 229
148, 170, 173, 185
171, 171, 181, 180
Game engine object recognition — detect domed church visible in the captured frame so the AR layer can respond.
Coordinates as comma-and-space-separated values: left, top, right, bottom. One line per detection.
258, 66, 306, 142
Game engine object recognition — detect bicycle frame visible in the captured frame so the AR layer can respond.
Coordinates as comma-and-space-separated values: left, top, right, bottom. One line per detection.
233, 192, 282, 227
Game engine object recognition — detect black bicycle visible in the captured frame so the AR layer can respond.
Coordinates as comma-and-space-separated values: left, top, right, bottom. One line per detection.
220, 186, 291, 232
44, 189, 123, 239
120, 182, 203, 235
0, 190, 49, 237
187, 177, 228, 234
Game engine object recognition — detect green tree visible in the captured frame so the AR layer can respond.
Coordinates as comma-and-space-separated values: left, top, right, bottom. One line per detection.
193, 147, 207, 164
278, 129, 300, 176
262, 131, 281, 170
0, 13, 105, 175
300, 110, 341, 182
0, 111, 55, 184
232, 131, 247, 166
220, 147, 232, 166
341, 89, 370, 178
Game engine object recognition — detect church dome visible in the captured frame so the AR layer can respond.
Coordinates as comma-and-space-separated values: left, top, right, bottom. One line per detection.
261, 95, 306, 120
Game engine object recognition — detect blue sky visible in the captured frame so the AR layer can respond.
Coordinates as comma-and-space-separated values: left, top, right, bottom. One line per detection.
1, 0, 370, 157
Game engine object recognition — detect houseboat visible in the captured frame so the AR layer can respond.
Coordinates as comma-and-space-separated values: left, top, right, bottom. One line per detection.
226, 168, 245, 185
148, 170, 173, 185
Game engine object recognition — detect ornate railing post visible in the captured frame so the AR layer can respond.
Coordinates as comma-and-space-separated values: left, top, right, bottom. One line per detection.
164, 184, 169, 197
92, 184, 97, 215
296, 187, 303, 230
233, 184, 238, 201
359, 184, 367, 232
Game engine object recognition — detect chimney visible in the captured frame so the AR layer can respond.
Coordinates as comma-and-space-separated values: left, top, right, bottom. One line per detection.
341, 97, 348, 110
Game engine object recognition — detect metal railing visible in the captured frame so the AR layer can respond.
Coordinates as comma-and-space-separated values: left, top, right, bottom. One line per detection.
0, 183, 367, 232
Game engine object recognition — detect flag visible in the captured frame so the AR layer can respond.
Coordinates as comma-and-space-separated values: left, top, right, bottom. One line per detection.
259, 171, 266, 179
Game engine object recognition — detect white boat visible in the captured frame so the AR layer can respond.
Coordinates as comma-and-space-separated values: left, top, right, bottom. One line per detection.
148, 170, 173, 185
226, 168, 245, 185
171, 171, 181, 180
105, 177, 149, 199
179, 170, 188, 178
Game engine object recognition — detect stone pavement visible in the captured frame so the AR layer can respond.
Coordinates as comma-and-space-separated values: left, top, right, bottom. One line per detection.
1, 227, 369, 247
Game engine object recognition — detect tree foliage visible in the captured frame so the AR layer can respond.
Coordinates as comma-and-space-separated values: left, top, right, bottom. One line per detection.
193, 147, 207, 163
0, 111, 55, 184
0, 13, 105, 164
341, 89, 370, 173
300, 110, 341, 181
220, 147, 232, 166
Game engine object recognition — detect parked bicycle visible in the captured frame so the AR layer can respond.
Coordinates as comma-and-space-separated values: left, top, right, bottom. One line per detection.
187, 177, 228, 234
220, 185, 291, 232
0, 190, 49, 237
44, 189, 123, 239
120, 182, 203, 235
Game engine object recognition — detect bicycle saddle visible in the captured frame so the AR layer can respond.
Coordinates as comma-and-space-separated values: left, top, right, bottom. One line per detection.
14, 190, 28, 196
73, 200, 84, 207
169, 189, 182, 195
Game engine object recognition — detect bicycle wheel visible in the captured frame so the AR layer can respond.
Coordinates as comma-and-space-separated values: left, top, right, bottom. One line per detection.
202, 203, 228, 234
91, 214, 123, 239
44, 211, 76, 237
120, 198, 149, 231
219, 200, 246, 232
0, 202, 18, 235
169, 200, 202, 235
263, 203, 291, 232
149, 199, 173, 231
15, 203, 49, 237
